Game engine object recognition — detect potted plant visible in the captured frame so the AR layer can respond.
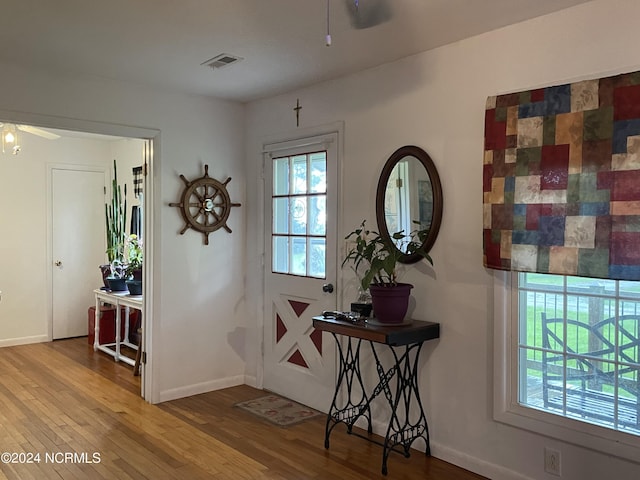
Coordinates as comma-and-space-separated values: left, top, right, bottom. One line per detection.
342, 220, 432, 324
101, 159, 127, 289
106, 258, 128, 292
124, 234, 143, 295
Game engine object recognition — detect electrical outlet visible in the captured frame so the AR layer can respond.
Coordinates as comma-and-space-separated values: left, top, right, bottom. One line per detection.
544, 447, 561, 476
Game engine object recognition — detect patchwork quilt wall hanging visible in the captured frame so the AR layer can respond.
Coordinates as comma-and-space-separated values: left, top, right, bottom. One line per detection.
483, 70, 640, 280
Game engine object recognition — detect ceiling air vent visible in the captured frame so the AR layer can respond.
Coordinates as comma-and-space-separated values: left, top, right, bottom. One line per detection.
201, 53, 243, 70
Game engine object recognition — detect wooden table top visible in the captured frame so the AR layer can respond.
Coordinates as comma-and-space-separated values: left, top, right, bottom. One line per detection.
312, 316, 440, 346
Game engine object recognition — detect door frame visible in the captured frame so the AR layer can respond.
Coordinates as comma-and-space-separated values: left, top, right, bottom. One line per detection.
0, 108, 159, 402
256, 121, 345, 390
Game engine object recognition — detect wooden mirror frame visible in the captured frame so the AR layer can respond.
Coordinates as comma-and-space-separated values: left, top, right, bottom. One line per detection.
375, 145, 443, 264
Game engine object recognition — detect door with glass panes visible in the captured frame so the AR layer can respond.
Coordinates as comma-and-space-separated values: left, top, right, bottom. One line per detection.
263, 133, 338, 411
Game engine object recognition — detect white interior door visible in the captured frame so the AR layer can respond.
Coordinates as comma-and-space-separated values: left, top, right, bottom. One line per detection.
263, 132, 339, 412
52, 166, 107, 339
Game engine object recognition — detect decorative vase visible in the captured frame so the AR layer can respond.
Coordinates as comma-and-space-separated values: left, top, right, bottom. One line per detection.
106, 277, 127, 292
369, 283, 412, 324
99, 264, 111, 289
126, 279, 142, 296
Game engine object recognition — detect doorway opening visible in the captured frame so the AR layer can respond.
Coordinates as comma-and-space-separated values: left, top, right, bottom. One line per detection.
0, 115, 157, 401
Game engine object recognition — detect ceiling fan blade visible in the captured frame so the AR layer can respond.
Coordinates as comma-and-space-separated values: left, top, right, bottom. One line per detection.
17, 124, 61, 140
344, 0, 392, 29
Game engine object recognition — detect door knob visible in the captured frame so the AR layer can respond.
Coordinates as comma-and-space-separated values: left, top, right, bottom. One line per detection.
322, 283, 334, 293
55, 260, 63, 267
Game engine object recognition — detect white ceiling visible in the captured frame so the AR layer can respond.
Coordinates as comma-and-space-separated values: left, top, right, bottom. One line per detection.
2, 0, 593, 103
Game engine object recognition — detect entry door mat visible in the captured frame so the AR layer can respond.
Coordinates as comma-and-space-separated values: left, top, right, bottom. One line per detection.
234, 394, 322, 427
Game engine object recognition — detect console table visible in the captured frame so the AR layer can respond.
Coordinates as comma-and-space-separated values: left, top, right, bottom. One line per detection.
93, 289, 142, 370
312, 316, 440, 475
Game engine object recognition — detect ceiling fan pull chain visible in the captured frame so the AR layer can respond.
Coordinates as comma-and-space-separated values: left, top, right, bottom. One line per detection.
326, 0, 332, 46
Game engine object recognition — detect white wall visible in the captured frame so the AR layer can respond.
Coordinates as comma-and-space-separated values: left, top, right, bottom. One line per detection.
0, 62, 247, 403
244, 1, 640, 479
110, 138, 145, 232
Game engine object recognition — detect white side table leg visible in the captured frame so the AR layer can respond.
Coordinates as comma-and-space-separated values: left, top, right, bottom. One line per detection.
115, 303, 121, 362
124, 305, 131, 345
94, 297, 100, 351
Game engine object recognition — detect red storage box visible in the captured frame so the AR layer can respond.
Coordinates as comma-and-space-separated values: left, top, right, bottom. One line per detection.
87, 306, 139, 345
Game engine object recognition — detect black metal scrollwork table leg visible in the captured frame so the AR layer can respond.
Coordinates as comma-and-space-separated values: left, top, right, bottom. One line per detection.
324, 333, 372, 448
370, 341, 430, 475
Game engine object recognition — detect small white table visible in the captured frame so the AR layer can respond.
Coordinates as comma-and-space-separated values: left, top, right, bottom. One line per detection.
93, 289, 142, 367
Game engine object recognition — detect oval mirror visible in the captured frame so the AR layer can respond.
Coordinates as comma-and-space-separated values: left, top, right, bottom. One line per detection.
375, 145, 443, 264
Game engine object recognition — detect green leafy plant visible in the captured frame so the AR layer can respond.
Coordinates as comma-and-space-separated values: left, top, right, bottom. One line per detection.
108, 259, 126, 279
342, 220, 433, 290
105, 159, 127, 264
124, 234, 143, 278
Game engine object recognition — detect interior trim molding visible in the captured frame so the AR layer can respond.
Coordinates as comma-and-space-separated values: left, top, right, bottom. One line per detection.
0, 108, 160, 139
431, 441, 532, 480
0, 334, 50, 348
157, 375, 245, 403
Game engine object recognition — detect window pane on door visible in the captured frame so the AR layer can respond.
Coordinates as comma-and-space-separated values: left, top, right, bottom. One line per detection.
291, 197, 307, 235
291, 236, 307, 276
273, 198, 289, 234
292, 155, 308, 194
273, 157, 289, 195
309, 238, 326, 278
310, 153, 327, 193
309, 196, 326, 235
273, 236, 290, 273
271, 151, 327, 278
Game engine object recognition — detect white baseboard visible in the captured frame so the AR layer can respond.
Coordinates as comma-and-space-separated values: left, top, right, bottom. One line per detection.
357, 418, 530, 480
158, 375, 245, 403
0, 334, 49, 348
430, 442, 533, 480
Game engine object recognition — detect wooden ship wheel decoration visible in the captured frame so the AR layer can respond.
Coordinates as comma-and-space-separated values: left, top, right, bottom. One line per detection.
169, 164, 241, 245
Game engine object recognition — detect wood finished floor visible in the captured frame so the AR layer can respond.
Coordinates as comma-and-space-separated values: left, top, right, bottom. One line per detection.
0, 337, 487, 480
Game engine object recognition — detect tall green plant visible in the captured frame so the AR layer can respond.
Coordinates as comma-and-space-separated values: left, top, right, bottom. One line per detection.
105, 159, 127, 263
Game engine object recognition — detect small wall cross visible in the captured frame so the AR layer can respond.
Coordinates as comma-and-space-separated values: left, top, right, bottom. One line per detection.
294, 99, 302, 127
